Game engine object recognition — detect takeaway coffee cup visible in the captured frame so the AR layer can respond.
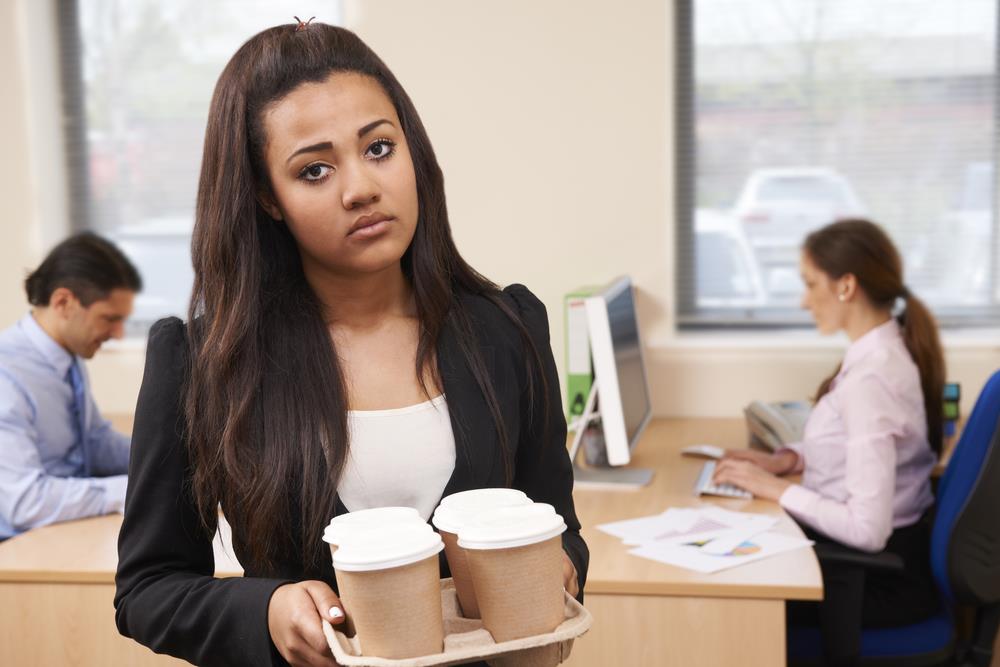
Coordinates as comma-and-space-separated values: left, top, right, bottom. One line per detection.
458, 503, 567, 643
432, 488, 530, 618
322, 506, 422, 559
333, 524, 445, 659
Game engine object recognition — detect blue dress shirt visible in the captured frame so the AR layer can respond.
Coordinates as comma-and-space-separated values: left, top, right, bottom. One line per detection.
0, 313, 130, 539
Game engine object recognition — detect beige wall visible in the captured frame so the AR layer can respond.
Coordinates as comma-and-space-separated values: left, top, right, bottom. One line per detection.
2, 0, 998, 420
0, 1, 44, 323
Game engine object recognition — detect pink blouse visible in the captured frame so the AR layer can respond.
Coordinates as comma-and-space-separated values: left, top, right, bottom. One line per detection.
779, 319, 936, 552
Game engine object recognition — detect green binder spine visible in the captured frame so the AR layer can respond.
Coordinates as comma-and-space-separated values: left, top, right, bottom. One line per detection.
565, 285, 600, 420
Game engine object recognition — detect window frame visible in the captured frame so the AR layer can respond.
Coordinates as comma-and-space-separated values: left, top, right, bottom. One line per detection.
673, 0, 1000, 330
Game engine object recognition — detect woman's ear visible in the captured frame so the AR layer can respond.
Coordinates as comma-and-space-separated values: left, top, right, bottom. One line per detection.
256, 188, 283, 221
837, 273, 858, 302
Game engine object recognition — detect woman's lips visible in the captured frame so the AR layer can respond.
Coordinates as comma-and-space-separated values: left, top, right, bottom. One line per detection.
347, 217, 393, 238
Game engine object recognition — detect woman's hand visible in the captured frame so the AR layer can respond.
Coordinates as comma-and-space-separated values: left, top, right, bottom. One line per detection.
713, 459, 793, 501
722, 448, 798, 476
562, 551, 579, 599
268, 581, 346, 667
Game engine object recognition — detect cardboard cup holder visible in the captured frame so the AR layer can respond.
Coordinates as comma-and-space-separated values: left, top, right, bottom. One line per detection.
322, 578, 592, 667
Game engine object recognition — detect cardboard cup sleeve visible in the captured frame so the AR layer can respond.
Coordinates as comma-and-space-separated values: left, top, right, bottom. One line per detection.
439, 530, 479, 619
464, 535, 565, 643
337, 556, 444, 659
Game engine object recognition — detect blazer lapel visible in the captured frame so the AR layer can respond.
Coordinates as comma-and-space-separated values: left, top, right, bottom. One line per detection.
436, 316, 497, 500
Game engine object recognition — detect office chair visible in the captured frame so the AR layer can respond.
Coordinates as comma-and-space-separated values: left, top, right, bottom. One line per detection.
788, 368, 1000, 667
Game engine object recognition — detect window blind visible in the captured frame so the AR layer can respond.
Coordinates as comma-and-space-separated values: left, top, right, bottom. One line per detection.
676, 0, 1000, 328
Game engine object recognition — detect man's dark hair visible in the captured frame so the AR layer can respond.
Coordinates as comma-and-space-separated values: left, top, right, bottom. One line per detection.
24, 232, 142, 307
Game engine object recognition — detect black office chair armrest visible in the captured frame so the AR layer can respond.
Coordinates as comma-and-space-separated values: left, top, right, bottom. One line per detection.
813, 542, 906, 573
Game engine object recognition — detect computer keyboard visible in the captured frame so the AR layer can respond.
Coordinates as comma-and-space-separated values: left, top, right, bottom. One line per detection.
694, 461, 752, 499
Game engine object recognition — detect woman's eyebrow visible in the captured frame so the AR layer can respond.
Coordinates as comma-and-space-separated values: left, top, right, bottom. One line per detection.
286, 141, 333, 164
285, 120, 395, 164
358, 118, 393, 137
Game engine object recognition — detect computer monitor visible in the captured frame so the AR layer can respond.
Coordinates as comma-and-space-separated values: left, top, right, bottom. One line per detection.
569, 276, 654, 486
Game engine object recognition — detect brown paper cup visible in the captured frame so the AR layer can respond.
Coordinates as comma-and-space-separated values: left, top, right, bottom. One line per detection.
465, 535, 564, 643
440, 530, 480, 619
336, 555, 443, 658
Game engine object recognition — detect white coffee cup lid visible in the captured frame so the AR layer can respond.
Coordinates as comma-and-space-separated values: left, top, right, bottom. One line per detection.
457, 503, 566, 550
432, 488, 531, 534
333, 524, 444, 572
323, 506, 423, 546
439, 488, 530, 508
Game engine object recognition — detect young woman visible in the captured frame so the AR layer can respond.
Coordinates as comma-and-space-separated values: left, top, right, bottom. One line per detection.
714, 218, 944, 665
114, 22, 588, 667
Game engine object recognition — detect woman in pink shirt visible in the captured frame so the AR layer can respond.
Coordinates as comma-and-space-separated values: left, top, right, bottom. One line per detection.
714, 219, 944, 666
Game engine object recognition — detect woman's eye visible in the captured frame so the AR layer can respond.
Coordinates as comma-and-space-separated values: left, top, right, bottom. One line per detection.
365, 138, 396, 161
300, 164, 333, 181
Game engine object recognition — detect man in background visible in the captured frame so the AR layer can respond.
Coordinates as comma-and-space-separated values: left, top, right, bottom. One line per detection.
0, 232, 141, 539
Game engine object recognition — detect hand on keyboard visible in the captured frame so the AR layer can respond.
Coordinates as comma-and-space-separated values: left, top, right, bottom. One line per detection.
710, 458, 794, 501
694, 461, 751, 499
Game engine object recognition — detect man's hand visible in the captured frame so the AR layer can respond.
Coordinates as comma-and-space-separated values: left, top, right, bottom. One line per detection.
267, 581, 345, 667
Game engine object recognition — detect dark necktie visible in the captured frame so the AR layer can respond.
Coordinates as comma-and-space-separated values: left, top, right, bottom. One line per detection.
67, 360, 89, 474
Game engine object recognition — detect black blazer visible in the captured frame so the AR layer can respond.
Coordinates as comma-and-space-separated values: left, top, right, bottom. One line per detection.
114, 284, 589, 667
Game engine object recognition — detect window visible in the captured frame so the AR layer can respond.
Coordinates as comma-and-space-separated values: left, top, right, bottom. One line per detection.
676, 0, 1000, 328
58, 1, 340, 337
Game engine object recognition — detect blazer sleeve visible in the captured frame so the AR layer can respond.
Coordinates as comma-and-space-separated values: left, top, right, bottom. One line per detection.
114, 318, 291, 667
504, 284, 589, 600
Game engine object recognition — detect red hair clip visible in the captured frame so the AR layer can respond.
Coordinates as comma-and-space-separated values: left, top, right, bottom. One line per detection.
294, 16, 315, 32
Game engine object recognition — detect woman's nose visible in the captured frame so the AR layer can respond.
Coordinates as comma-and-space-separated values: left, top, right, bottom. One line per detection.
340, 162, 380, 210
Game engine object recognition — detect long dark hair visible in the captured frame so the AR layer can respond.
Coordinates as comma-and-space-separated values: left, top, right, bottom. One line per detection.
186, 23, 547, 574
805, 219, 945, 454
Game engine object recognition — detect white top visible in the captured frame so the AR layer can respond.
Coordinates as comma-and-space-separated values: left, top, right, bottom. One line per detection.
779, 319, 937, 552
338, 395, 456, 521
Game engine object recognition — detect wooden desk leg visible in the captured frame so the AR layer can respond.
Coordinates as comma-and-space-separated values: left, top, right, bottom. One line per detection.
0, 582, 188, 667
565, 594, 786, 667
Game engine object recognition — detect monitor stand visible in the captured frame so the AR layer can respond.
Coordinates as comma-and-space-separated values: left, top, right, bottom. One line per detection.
567, 382, 654, 489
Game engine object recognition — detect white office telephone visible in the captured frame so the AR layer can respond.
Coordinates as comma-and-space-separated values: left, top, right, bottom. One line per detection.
744, 400, 811, 451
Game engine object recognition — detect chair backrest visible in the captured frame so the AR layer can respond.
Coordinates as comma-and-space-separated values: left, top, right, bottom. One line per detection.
931, 369, 1000, 604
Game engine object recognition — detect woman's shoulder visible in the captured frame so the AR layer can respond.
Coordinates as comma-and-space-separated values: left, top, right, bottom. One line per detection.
459, 283, 551, 345
844, 337, 921, 401
144, 317, 190, 367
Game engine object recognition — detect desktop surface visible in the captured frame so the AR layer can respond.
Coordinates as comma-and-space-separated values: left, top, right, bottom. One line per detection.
572, 417, 823, 601
0, 513, 243, 584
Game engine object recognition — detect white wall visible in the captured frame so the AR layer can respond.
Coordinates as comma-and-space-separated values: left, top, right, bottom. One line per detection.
3, 0, 998, 419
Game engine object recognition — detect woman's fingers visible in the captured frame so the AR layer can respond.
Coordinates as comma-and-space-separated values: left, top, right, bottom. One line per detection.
292, 581, 344, 660
289, 607, 338, 666
562, 551, 579, 598
288, 641, 340, 667
713, 459, 750, 485
269, 581, 343, 666
303, 580, 346, 625
713, 458, 790, 501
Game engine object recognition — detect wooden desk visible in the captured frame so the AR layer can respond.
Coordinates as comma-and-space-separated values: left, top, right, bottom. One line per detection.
0, 416, 818, 666
564, 418, 823, 667
0, 514, 242, 666
0, 412, 242, 666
